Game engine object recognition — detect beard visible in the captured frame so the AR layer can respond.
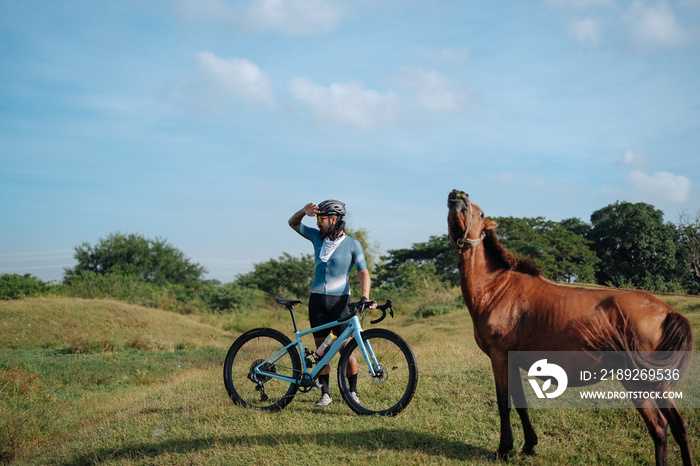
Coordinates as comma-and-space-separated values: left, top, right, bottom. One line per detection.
319, 220, 345, 240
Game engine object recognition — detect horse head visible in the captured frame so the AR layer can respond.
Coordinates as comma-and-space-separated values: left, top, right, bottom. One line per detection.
447, 189, 498, 252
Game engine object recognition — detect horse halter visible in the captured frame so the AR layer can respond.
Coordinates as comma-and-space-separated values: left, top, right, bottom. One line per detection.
451, 195, 486, 253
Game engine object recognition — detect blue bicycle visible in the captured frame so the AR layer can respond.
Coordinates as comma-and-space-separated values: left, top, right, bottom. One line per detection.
223, 297, 418, 416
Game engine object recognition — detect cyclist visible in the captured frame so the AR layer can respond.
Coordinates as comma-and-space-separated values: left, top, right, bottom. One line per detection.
288, 199, 376, 408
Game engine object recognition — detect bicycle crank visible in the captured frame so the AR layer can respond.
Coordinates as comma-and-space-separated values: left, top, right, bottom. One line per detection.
298, 373, 321, 393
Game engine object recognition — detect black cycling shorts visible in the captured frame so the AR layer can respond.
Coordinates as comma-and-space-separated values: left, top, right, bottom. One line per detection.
308, 293, 352, 339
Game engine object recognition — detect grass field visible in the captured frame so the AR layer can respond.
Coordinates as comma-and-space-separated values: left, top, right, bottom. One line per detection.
1, 294, 698, 465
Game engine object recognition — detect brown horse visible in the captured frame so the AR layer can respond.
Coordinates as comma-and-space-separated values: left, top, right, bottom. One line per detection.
447, 189, 694, 465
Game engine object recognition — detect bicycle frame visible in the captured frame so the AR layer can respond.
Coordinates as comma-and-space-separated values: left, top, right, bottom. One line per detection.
251, 314, 380, 385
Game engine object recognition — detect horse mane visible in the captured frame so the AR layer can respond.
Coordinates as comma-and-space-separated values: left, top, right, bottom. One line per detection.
483, 229, 543, 277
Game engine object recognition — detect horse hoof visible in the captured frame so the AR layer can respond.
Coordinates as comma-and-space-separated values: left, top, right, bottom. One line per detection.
521, 446, 537, 457
489, 450, 510, 462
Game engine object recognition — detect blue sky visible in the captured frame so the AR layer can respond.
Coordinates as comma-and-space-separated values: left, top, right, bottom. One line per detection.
1, 0, 699, 283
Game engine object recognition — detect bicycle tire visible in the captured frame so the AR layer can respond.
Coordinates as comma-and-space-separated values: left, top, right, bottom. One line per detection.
223, 328, 301, 411
337, 328, 418, 416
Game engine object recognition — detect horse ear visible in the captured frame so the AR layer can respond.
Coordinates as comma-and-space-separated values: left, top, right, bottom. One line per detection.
484, 219, 499, 230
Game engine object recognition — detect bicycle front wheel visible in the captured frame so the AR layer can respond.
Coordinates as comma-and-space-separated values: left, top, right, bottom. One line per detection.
223, 328, 301, 411
337, 328, 418, 416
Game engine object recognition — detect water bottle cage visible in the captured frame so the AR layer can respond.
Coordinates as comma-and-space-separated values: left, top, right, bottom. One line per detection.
304, 347, 315, 367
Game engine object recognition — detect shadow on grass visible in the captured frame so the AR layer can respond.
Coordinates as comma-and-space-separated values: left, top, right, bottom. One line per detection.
61, 428, 493, 465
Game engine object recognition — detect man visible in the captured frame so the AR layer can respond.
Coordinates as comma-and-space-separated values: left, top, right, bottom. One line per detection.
288, 199, 374, 407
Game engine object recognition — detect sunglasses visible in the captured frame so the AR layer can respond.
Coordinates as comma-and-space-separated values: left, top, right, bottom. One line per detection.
317, 215, 335, 223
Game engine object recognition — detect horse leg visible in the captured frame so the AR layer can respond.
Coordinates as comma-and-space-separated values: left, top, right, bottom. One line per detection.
491, 355, 514, 459
508, 362, 538, 455
659, 400, 693, 466
621, 379, 670, 466
635, 402, 669, 466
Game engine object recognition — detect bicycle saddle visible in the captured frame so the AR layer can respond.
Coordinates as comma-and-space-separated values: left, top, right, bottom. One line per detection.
275, 298, 302, 306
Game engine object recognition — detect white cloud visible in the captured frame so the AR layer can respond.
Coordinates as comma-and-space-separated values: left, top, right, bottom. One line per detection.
175, 0, 236, 23
416, 46, 470, 66
547, 0, 696, 51
286, 67, 469, 129
624, 1, 690, 50
175, 0, 346, 36
288, 78, 398, 130
195, 52, 275, 104
628, 170, 691, 203
546, 0, 613, 7
393, 66, 469, 113
569, 18, 602, 44
244, 0, 345, 35
619, 149, 648, 166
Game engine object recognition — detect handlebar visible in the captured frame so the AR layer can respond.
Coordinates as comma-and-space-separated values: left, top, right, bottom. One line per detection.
276, 296, 395, 326
348, 297, 394, 325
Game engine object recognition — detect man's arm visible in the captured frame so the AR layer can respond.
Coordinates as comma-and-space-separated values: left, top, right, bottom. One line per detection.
358, 269, 376, 308
358, 269, 371, 300
288, 209, 305, 232
289, 202, 319, 232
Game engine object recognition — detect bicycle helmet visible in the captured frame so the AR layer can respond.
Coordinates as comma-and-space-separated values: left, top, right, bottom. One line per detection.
318, 199, 346, 217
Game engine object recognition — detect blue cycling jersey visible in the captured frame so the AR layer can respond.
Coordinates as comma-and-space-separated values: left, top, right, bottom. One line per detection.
298, 224, 368, 296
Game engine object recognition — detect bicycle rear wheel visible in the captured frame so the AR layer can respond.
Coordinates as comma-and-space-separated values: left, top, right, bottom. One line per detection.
337, 328, 418, 416
223, 328, 301, 411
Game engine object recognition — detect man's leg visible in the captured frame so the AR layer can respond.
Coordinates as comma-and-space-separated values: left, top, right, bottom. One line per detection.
344, 342, 359, 401
314, 336, 332, 407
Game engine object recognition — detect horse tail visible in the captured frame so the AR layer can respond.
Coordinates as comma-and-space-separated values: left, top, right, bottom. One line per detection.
657, 311, 694, 353
628, 312, 693, 394
577, 309, 694, 391
651, 312, 694, 382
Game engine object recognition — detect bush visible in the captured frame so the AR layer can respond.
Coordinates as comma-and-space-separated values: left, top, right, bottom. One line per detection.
235, 253, 314, 299
412, 303, 454, 319
376, 262, 444, 298
204, 282, 267, 312
53, 271, 207, 313
55, 271, 158, 301
0, 274, 48, 300
410, 289, 465, 320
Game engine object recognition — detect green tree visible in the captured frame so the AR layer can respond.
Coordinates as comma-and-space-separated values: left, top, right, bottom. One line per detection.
0, 274, 48, 300
346, 227, 378, 272
677, 209, 700, 294
236, 253, 314, 299
345, 227, 380, 296
376, 261, 444, 295
203, 281, 267, 312
494, 217, 600, 283
560, 217, 592, 238
377, 235, 457, 288
64, 232, 206, 286
589, 202, 684, 292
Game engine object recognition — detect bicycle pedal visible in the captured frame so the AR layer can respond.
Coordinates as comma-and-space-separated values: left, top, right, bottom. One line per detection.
299, 378, 321, 389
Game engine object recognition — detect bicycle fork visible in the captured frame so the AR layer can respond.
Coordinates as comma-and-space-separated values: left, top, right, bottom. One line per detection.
352, 329, 385, 380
